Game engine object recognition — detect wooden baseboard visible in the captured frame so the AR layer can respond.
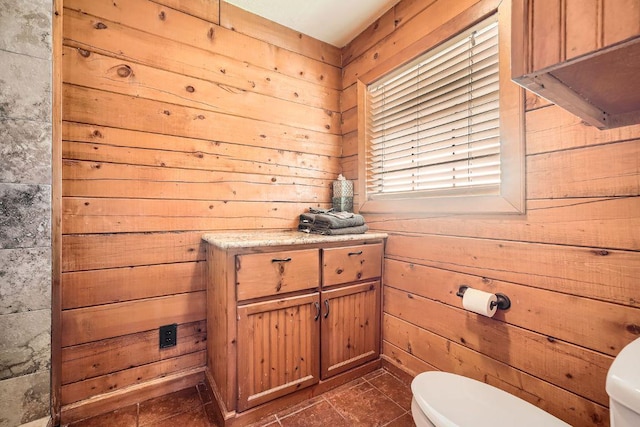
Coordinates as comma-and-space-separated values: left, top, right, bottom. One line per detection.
381, 355, 416, 385
60, 367, 205, 425
206, 359, 382, 427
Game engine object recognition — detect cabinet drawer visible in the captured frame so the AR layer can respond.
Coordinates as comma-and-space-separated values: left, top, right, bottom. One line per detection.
236, 249, 320, 301
322, 243, 383, 287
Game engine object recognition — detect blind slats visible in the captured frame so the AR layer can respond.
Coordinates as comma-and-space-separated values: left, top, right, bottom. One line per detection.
369, 65, 499, 132
370, 91, 499, 146
366, 15, 500, 197
369, 38, 499, 110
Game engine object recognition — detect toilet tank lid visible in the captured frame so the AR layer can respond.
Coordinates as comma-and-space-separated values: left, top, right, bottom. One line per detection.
607, 337, 640, 414
411, 372, 570, 427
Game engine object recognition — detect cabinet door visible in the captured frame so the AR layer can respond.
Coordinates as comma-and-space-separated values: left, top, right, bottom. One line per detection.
237, 293, 320, 411
321, 281, 380, 379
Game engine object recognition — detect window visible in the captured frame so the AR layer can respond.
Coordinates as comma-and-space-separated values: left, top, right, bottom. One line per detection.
358, 2, 524, 214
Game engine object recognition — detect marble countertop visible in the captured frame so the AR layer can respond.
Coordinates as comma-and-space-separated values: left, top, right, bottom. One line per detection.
202, 230, 388, 249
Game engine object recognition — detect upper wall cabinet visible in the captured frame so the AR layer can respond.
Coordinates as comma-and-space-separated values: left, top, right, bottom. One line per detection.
511, 0, 640, 129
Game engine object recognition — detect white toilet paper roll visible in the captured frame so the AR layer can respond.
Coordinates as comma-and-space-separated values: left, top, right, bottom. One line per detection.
462, 288, 498, 317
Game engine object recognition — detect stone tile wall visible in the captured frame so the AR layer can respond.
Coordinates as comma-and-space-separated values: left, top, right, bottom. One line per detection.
0, 0, 53, 426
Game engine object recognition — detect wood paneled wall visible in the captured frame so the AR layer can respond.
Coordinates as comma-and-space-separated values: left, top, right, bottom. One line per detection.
340, 1, 640, 426
59, 0, 341, 413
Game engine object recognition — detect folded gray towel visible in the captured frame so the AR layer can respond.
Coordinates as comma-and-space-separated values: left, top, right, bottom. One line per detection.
313, 213, 365, 229
299, 213, 316, 224
311, 224, 369, 235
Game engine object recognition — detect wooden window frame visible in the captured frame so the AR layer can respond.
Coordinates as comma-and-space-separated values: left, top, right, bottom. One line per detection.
357, 0, 525, 215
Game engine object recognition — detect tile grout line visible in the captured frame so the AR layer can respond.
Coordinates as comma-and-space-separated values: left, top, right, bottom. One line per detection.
381, 410, 412, 427
363, 374, 411, 414
274, 398, 324, 424
321, 393, 350, 423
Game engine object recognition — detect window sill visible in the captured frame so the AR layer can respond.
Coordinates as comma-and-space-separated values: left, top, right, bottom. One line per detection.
359, 192, 525, 215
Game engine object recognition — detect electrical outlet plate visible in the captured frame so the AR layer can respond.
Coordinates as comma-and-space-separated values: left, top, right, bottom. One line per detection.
159, 323, 177, 349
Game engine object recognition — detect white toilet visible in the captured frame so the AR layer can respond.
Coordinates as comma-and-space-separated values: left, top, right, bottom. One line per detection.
606, 337, 640, 426
411, 337, 640, 427
411, 371, 570, 427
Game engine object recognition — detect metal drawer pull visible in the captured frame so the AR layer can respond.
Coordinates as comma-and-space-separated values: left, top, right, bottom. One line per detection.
348, 251, 363, 256
271, 257, 292, 263
314, 302, 320, 321
323, 299, 330, 318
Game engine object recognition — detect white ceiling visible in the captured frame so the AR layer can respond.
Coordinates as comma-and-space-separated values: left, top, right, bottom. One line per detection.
224, 0, 402, 48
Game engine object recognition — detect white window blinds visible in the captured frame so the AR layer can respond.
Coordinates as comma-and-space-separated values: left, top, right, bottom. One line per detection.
366, 15, 500, 199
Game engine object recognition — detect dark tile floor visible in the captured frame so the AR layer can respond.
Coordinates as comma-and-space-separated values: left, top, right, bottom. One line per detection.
67, 369, 416, 427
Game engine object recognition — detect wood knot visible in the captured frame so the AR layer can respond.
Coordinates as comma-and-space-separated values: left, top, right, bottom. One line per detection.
196, 114, 205, 120
208, 27, 215, 40
373, 52, 379, 60
592, 249, 609, 256
92, 130, 102, 138
94, 22, 108, 30
271, 177, 277, 182
219, 68, 226, 74
185, 85, 195, 93
163, 110, 171, 115
116, 65, 132, 78
158, 11, 166, 20
626, 324, 640, 335
77, 48, 91, 57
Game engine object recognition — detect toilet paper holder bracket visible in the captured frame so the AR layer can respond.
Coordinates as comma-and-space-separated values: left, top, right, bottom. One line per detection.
456, 285, 511, 310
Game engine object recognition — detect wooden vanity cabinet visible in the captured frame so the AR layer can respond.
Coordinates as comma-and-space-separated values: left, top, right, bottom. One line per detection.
511, 0, 640, 129
204, 233, 385, 422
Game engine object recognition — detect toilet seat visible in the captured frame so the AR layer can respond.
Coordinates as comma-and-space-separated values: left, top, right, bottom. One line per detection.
411, 371, 570, 427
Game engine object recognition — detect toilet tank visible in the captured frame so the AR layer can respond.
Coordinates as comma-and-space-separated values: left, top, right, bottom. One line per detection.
606, 337, 640, 426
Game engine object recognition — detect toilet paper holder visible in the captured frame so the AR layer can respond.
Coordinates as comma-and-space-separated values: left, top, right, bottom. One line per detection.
456, 285, 511, 310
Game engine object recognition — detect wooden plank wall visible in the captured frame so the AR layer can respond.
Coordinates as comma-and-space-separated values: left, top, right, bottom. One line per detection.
340, 1, 640, 426
60, 0, 341, 408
